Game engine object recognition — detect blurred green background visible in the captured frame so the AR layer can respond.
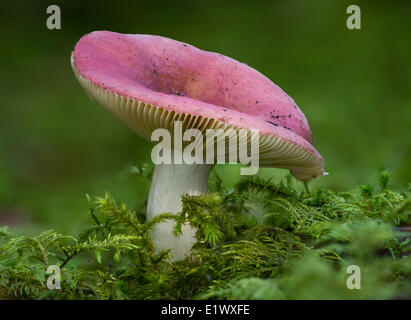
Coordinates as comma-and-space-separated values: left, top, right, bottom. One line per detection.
0, 0, 410, 235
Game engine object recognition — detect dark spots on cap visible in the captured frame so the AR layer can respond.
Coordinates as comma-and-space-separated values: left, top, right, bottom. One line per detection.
266, 121, 278, 127
271, 115, 280, 119
255, 101, 258, 104
172, 89, 185, 96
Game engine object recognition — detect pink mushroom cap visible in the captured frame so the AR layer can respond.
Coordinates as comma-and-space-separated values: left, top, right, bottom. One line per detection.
71, 31, 324, 180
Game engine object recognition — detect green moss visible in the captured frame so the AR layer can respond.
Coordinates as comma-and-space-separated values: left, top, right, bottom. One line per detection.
0, 169, 410, 299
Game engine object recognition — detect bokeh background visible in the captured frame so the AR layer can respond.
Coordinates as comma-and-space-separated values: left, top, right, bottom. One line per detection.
0, 0, 410, 235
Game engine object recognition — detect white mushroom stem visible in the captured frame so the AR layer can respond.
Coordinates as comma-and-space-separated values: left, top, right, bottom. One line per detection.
146, 160, 214, 261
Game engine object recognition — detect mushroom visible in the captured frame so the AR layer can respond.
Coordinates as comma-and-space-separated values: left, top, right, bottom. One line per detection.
71, 31, 324, 260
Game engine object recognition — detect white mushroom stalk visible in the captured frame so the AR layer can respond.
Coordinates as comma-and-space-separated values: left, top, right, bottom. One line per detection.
147, 151, 213, 260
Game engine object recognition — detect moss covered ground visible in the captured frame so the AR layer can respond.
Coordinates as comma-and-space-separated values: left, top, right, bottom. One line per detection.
1, 168, 410, 299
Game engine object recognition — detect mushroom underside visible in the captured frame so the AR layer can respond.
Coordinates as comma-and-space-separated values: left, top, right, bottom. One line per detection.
73, 68, 324, 180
